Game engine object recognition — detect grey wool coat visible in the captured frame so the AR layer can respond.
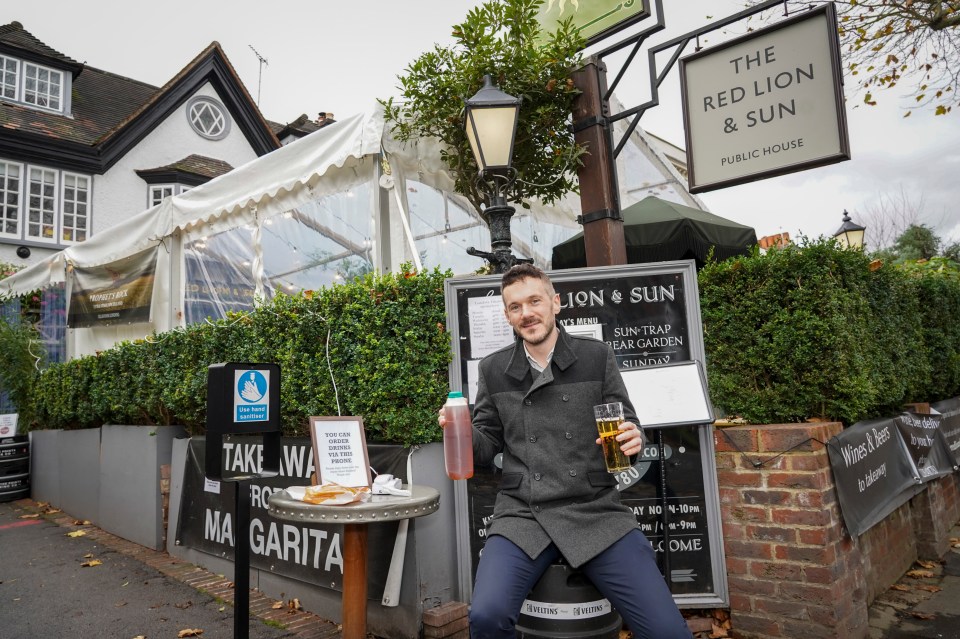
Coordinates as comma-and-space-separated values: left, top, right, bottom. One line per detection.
472, 323, 640, 568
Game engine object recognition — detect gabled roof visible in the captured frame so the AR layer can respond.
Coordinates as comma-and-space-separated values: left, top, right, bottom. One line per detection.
0, 22, 280, 173
135, 154, 234, 186
0, 21, 81, 72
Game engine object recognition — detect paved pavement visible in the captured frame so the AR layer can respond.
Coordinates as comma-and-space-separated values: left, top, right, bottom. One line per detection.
0, 498, 347, 639
4, 496, 960, 639
868, 523, 960, 639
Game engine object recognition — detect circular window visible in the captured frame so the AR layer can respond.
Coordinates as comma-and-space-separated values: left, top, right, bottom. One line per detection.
186, 96, 230, 140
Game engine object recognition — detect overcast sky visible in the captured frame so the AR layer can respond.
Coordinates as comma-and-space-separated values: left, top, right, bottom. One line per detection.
5, 0, 958, 246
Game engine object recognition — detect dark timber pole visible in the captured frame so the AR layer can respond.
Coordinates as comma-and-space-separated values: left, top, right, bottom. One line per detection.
571, 58, 627, 268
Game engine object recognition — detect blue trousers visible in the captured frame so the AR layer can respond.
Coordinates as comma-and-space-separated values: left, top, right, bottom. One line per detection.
470, 530, 692, 639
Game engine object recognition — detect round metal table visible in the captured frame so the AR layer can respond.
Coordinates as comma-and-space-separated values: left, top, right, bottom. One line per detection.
268, 485, 440, 639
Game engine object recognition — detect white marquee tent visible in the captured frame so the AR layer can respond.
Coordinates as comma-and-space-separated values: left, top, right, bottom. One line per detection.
0, 102, 704, 360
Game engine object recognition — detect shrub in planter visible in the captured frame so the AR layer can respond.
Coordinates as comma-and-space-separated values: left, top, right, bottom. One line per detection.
699, 240, 885, 424
29, 267, 452, 447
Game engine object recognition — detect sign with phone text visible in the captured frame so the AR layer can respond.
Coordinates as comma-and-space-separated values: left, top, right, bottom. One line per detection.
309, 416, 372, 489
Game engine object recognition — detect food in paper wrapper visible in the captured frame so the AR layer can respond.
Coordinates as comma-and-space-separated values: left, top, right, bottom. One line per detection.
301, 482, 370, 505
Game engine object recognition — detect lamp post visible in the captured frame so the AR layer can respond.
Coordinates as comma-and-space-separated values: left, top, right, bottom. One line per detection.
463, 74, 529, 273
832, 209, 866, 250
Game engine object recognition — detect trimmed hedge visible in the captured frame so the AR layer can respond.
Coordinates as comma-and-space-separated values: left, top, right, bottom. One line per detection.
28, 267, 453, 446
15, 242, 960, 438
698, 240, 960, 424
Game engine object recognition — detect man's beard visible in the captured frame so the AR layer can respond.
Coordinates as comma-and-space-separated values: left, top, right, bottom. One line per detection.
517, 319, 554, 346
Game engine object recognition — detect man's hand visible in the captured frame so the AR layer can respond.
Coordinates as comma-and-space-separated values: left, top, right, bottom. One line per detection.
596, 421, 644, 456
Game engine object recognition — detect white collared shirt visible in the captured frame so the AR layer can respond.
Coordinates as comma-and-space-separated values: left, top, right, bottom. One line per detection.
524, 343, 555, 374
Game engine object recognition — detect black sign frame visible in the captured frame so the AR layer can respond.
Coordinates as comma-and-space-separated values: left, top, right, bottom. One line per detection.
443, 261, 728, 608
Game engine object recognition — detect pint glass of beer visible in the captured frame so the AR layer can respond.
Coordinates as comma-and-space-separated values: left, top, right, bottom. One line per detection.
593, 402, 631, 473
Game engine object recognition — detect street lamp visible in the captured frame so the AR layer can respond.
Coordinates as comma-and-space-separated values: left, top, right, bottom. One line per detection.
463, 74, 528, 273
832, 210, 866, 250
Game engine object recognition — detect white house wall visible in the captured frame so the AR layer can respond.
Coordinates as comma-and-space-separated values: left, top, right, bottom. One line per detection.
92, 83, 260, 236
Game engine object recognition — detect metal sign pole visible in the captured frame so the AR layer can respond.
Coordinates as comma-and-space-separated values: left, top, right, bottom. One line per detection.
205, 362, 281, 639
234, 479, 251, 639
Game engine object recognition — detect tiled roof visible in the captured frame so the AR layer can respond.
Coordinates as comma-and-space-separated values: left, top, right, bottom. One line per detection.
0, 21, 80, 67
0, 23, 279, 159
137, 154, 234, 179
0, 65, 159, 145
274, 113, 336, 140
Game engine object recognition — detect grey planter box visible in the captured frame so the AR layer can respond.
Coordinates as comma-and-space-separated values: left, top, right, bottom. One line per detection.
58, 428, 102, 523
99, 425, 187, 550
29, 430, 61, 506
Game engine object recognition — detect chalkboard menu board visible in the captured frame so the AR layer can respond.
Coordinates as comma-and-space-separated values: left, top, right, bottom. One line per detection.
444, 261, 728, 608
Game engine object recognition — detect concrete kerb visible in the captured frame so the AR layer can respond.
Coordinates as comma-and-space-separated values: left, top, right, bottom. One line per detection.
12, 498, 347, 639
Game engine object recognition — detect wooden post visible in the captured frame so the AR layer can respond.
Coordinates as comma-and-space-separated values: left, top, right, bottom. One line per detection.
341, 523, 369, 639
572, 58, 627, 267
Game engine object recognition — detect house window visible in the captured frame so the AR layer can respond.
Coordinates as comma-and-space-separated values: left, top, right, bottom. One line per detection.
186, 96, 230, 140
23, 63, 63, 111
0, 160, 92, 246
0, 162, 21, 237
0, 56, 68, 113
61, 173, 89, 243
150, 185, 176, 207
27, 167, 58, 241
0, 56, 18, 100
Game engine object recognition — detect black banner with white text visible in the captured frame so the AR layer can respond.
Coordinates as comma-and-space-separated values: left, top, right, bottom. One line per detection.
176, 437, 408, 594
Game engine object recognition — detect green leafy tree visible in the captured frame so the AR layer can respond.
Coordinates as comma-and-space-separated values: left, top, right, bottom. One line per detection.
381, 0, 587, 214
747, 1, 960, 115
894, 223, 942, 260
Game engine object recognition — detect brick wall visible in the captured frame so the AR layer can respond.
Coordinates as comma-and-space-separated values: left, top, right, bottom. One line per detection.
715, 422, 960, 639
716, 422, 868, 639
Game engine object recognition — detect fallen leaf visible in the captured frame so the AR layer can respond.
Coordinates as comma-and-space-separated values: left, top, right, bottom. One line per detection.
910, 612, 936, 621
906, 569, 936, 579
133, 635, 145, 639
19, 514, 40, 519
891, 584, 911, 591
916, 584, 942, 593
116, 602, 127, 608
917, 560, 938, 569
177, 630, 204, 638
73, 519, 91, 526
218, 606, 225, 613
174, 601, 193, 610
36, 502, 49, 508
67, 530, 86, 538
45, 508, 61, 514
122, 582, 129, 588
80, 559, 102, 567
83, 553, 94, 559
287, 598, 302, 611
271, 602, 284, 609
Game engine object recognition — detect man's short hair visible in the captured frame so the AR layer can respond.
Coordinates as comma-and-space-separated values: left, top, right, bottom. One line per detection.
501, 263, 555, 296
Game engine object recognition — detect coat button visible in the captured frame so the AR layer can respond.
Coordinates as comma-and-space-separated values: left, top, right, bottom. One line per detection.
534, 505, 542, 512
534, 473, 542, 481
569, 470, 577, 477
524, 399, 532, 406
562, 395, 569, 401
529, 435, 537, 443
565, 432, 572, 440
